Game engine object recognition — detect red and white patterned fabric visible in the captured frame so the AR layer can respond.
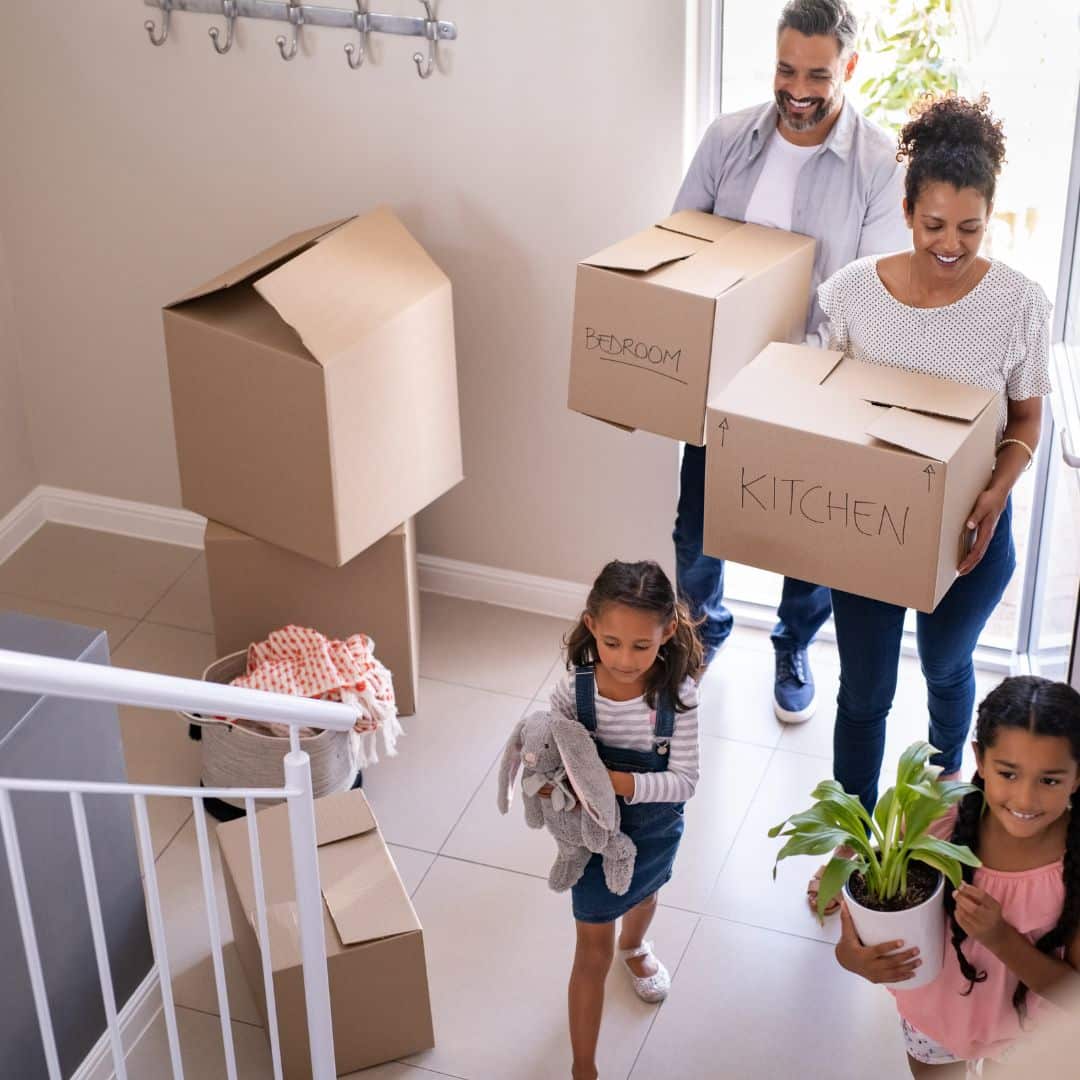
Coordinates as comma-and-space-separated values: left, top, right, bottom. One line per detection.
228, 626, 402, 766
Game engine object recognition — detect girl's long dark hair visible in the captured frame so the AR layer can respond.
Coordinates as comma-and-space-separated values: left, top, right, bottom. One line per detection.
564, 560, 703, 711
944, 676, 1080, 1023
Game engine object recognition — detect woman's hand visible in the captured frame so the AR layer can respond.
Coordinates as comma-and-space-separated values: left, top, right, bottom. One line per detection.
958, 486, 1007, 576
953, 883, 1009, 949
835, 902, 921, 984
606, 770, 635, 799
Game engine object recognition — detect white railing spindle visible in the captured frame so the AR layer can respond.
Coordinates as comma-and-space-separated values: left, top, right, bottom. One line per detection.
285, 752, 337, 1080
192, 797, 238, 1080
0, 789, 62, 1080
70, 791, 128, 1080
245, 796, 284, 1080
133, 794, 185, 1080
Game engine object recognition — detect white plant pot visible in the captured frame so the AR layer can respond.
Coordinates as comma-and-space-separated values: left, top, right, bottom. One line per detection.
843, 871, 946, 990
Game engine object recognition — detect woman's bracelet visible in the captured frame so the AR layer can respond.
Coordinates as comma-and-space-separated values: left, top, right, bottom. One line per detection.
995, 438, 1034, 471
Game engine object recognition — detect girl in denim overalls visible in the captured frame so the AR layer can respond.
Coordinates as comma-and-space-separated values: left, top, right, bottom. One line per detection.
548, 560, 703, 1080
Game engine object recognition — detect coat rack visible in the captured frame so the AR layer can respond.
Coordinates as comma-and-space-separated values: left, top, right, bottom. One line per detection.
142, 0, 456, 77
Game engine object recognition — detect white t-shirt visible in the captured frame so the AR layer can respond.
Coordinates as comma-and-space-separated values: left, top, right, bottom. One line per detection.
817, 256, 1053, 441
743, 132, 819, 232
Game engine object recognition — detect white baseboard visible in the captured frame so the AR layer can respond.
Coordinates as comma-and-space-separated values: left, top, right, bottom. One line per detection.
417, 553, 588, 620
0, 487, 48, 566
71, 966, 162, 1080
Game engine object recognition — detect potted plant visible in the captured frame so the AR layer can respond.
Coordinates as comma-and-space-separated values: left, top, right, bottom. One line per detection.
770, 741, 981, 989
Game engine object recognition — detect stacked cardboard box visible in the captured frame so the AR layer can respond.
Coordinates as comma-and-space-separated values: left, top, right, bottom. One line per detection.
163, 206, 463, 716
217, 789, 435, 1077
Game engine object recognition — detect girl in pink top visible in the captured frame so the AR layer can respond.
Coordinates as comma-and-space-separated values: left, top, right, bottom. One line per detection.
836, 676, 1080, 1076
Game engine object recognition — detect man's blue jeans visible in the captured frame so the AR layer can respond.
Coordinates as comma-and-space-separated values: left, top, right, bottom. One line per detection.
831, 500, 1016, 815
673, 443, 832, 662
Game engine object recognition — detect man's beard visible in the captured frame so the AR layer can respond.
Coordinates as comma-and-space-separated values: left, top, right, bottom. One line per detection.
774, 89, 839, 132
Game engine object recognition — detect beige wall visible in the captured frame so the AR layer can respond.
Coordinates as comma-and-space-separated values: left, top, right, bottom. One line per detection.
0, 1, 686, 584
0, 232, 37, 516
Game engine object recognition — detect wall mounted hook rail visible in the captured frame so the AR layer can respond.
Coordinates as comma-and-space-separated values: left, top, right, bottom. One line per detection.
144, 0, 173, 45
208, 0, 237, 53
344, 1, 369, 69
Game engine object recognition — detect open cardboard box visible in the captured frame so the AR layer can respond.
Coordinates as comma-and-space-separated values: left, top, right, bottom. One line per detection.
217, 789, 434, 1078
703, 343, 999, 612
568, 211, 815, 445
164, 207, 462, 568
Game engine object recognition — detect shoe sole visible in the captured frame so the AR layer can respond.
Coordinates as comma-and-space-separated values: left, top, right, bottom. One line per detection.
774, 697, 817, 724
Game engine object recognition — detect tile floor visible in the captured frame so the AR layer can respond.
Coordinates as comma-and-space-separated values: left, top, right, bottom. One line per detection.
0, 524, 1003, 1080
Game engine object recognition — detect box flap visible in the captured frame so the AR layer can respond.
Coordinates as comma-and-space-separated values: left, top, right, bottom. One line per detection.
315, 788, 378, 847
865, 407, 968, 462
651, 246, 745, 298
828, 360, 997, 422
321, 847, 422, 947
252, 206, 448, 366
657, 211, 743, 245
170, 219, 350, 306
753, 342, 845, 386
581, 227, 701, 274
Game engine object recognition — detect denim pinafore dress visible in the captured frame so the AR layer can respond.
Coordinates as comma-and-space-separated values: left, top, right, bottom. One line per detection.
570, 664, 687, 924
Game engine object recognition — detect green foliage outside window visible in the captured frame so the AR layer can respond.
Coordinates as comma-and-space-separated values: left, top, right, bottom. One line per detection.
857, 0, 961, 134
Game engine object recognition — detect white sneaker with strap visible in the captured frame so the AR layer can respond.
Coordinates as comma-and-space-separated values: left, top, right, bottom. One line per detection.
618, 940, 670, 1003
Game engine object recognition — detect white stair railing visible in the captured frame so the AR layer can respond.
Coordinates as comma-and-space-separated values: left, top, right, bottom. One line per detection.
0, 647, 359, 1080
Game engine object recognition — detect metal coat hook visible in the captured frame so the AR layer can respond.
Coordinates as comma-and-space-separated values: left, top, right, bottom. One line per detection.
144, 0, 172, 46
344, 1, 370, 69
208, 0, 237, 54
412, 0, 437, 79
275, 0, 304, 61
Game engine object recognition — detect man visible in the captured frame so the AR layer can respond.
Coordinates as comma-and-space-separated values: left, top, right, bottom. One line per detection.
672, 0, 910, 723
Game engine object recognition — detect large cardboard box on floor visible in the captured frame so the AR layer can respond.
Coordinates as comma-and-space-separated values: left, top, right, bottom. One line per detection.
204, 517, 421, 716
568, 211, 815, 445
217, 789, 434, 1078
164, 207, 462, 568
703, 344, 999, 612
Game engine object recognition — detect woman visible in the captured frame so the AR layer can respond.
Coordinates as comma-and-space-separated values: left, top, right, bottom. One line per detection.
808, 94, 1052, 913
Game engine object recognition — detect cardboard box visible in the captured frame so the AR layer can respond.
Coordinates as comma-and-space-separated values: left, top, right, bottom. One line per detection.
164, 207, 462, 567
568, 211, 815, 445
204, 517, 421, 716
217, 790, 435, 1078
703, 344, 999, 612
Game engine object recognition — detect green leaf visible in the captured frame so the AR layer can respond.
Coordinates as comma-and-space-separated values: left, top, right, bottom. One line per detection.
815, 855, 860, 919
873, 786, 896, 833
772, 828, 854, 876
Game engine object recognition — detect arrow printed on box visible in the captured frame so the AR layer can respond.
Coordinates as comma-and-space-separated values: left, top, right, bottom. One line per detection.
717, 418, 729, 447
923, 464, 936, 492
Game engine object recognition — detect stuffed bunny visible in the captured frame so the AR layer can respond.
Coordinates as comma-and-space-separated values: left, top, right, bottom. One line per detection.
498, 709, 636, 895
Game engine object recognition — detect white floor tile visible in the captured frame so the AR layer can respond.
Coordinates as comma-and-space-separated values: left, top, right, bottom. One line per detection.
151, 811, 263, 1026
388, 844, 438, 897
145, 554, 213, 634
629, 916, 910, 1080
704, 750, 842, 945
407, 856, 699, 1080
420, 593, 569, 700
125, 1004, 272, 1079
361, 679, 532, 852
698, 639, 787, 748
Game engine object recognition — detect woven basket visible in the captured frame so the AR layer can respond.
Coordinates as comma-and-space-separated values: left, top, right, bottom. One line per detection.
179, 651, 359, 810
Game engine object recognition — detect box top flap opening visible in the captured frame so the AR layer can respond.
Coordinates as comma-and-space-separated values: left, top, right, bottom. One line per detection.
170, 219, 350, 306
753, 342, 845, 385
865, 407, 967, 461
827, 360, 997, 421
315, 789, 378, 846
656, 211, 743, 244
581, 227, 701, 273
252, 206, 449, 366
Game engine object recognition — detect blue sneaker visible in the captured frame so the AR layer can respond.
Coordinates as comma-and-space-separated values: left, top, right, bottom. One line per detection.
773, 648, 816, 724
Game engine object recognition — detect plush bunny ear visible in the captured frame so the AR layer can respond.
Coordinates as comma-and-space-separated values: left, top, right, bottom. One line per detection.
552, 716, 617, 832
497, 717, 527, 815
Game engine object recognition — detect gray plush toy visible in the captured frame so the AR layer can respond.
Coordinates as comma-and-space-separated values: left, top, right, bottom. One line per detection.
497, 709, 636, 895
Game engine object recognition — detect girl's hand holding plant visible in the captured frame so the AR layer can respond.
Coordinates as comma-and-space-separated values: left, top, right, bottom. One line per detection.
953, 882, 1009, 949
836, 902, 921, 984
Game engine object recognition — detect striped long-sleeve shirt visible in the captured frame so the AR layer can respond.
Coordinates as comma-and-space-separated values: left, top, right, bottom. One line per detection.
549, 673, 700, 804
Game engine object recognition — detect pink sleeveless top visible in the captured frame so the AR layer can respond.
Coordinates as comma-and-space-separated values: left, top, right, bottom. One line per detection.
891, 807, 1066, 1061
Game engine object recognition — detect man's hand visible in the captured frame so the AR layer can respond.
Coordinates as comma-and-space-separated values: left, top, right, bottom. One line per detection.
835, 902, 921, 984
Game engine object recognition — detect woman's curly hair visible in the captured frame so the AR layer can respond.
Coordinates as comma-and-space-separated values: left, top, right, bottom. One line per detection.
897, 93, 1006, 210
